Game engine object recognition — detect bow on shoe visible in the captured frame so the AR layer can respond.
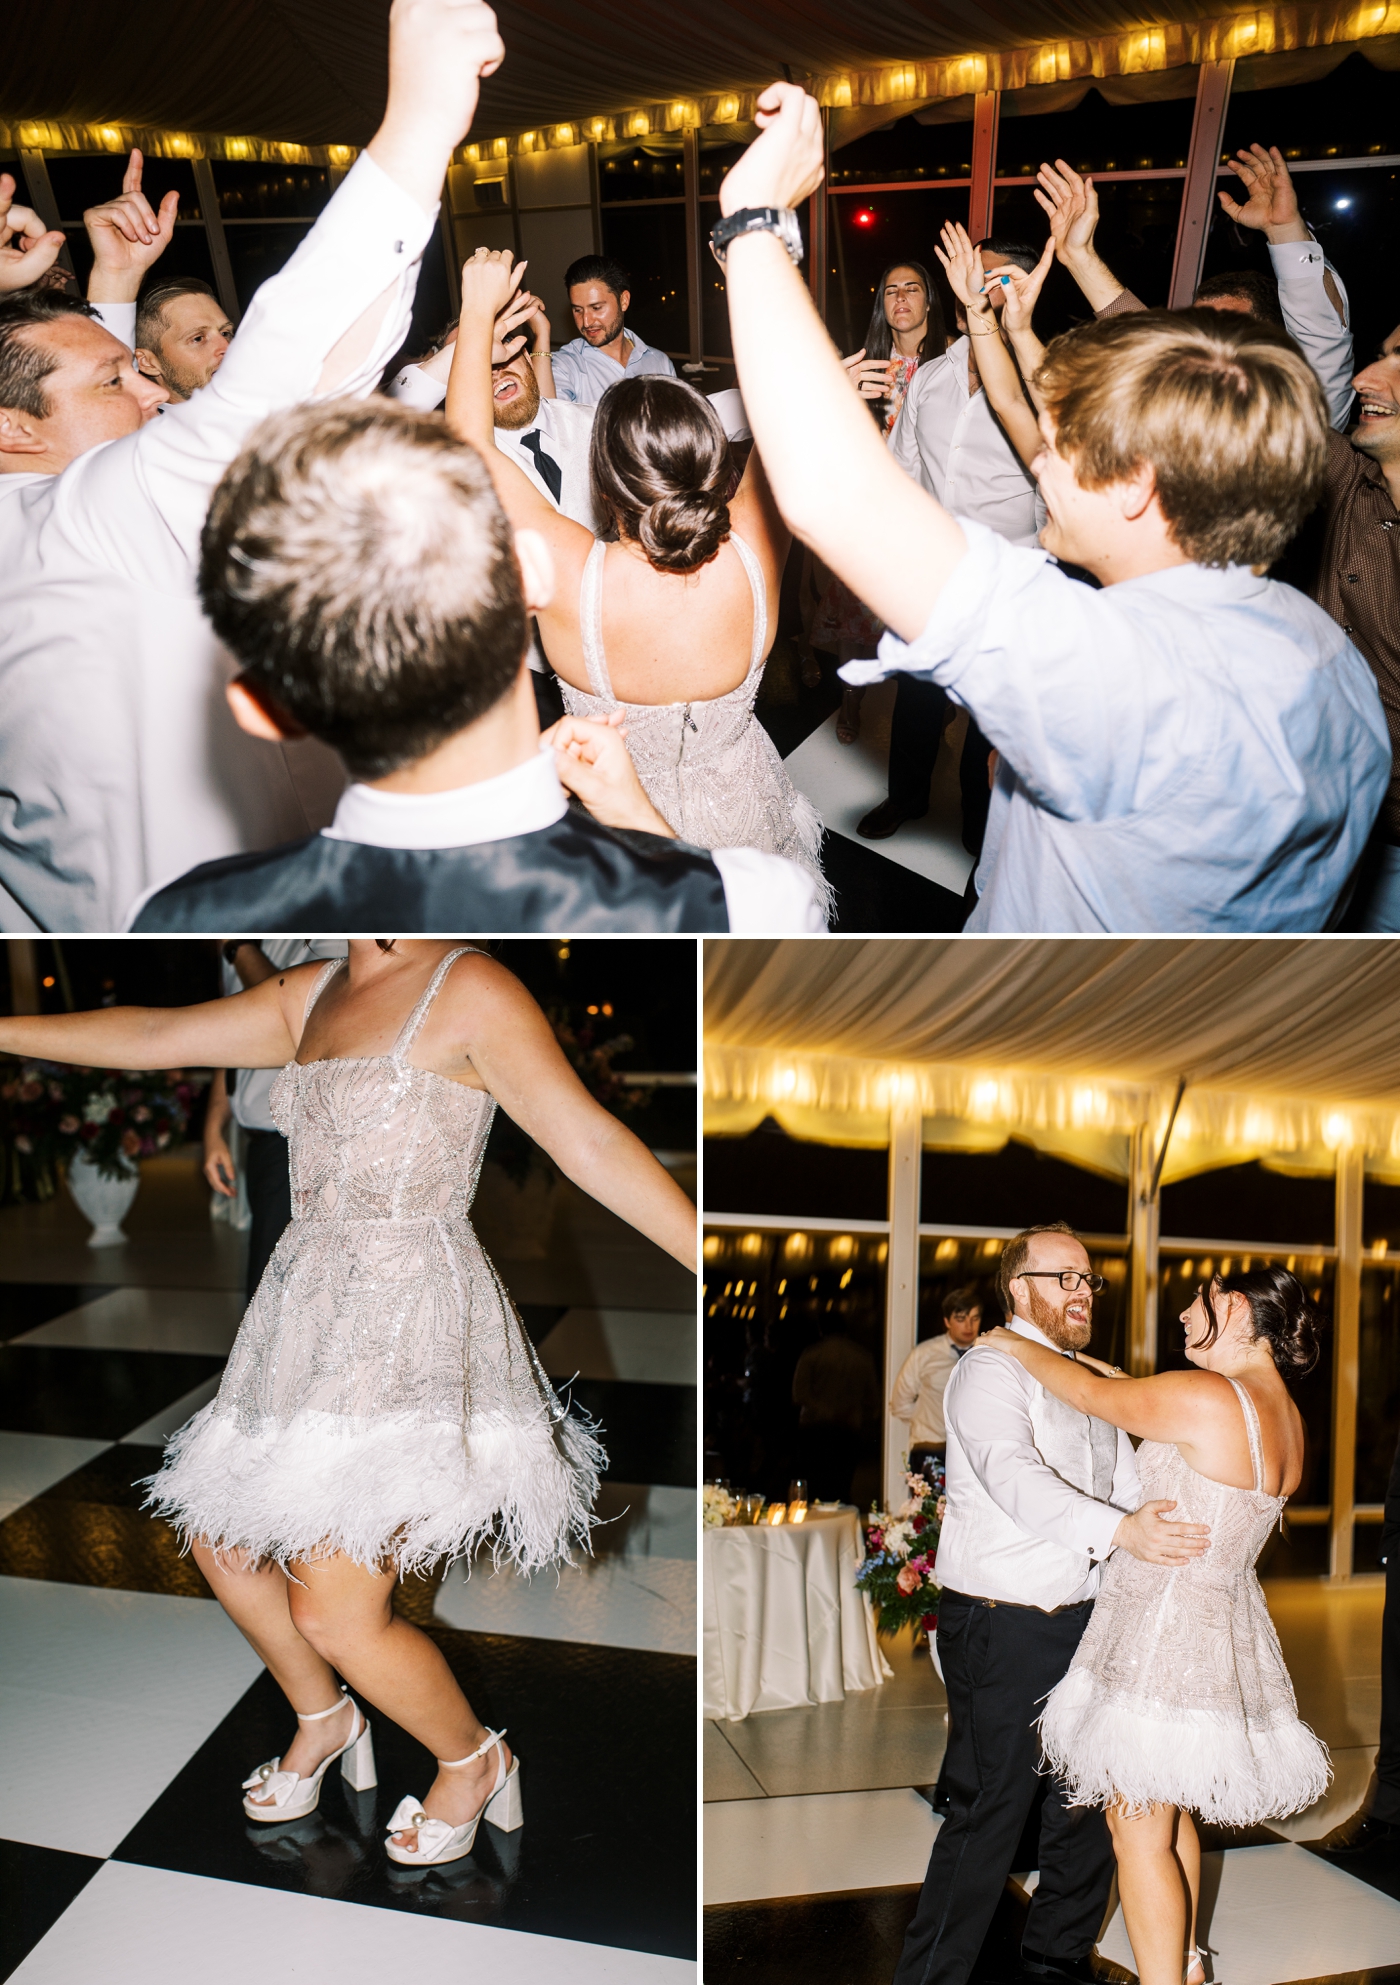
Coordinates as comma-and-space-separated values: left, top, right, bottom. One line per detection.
385, 1794, 462, 1857
242, 1759, 302, 1808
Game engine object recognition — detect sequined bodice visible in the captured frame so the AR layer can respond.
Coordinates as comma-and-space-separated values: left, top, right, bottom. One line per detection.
1131, 1432, 1285, 1580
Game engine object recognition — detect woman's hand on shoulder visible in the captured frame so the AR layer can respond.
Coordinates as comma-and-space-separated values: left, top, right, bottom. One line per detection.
976, 1324, 1028, 1360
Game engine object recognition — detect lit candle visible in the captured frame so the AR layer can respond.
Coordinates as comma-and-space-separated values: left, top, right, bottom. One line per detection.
789, 1502, 808, 1523
766, 1503, 787, 1525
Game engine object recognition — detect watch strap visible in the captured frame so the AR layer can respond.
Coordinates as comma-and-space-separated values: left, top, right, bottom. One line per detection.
709, 207, 802, 269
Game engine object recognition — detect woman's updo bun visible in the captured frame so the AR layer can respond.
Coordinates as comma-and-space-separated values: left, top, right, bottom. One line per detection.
1202, 1264, 1324, 1377
590, 376, 733, 574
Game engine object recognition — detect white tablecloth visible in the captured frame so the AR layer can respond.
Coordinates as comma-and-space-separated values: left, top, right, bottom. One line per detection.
702, 1507, 892, 1721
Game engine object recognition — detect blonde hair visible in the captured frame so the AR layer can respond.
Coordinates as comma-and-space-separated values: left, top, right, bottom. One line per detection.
1033, 309, 1329, 568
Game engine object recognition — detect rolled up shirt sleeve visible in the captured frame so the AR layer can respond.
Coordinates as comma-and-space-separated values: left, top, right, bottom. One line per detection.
946, 1351, 1129, 1564
1269, 239, 1354, 430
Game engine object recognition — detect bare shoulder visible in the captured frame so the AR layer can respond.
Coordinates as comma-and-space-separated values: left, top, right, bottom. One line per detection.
439, 950, 545, 1030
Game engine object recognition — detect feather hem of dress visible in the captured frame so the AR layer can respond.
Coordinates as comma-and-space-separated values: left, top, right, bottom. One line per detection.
141, 1401, 605, 1577
1038, 1670, 1331, 1825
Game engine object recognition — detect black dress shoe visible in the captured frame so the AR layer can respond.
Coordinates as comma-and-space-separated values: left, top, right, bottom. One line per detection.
1322, 1815, 1400, 1855
1020, 1951, 1100, 1983
856, 799, 926, 840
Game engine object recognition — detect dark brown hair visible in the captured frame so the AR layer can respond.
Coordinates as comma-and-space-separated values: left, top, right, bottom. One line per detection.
0, 289, 100, 419
136, 276, 220, 352
862, 260, 946, 366
589, 375, 732, 573
998, 1221, 1079, 1313
1192, 1266, 1324, 1377
198, 400, 526, 780
1195, 269, 1282, 324
941, 1282, 984, 1321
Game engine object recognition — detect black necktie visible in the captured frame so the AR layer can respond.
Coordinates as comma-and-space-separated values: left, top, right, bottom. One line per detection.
520, 429, 563, 504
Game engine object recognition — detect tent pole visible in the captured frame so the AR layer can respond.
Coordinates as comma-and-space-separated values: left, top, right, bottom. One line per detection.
1128, 1121, 1161, 1377
683, 127, 703, 369
18, 153, 75, 281
883, 1085, 921, 1513
191, 157, 241, 327
1330, 1148, 1363, 1579
967, 93, 1000, 244
1169, 59, 1234, 307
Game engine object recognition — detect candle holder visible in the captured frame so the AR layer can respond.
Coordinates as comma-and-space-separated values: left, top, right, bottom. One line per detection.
765, 1502, 787, 1525
789, 1501, 809, 1523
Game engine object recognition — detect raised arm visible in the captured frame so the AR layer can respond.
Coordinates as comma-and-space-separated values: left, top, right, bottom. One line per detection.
0, 971, 309, 1073
1036, 161, 1132, 314
84, 150, 178, 311
0, 175, 66, 293
719, 84, 966, 643
978, 1325, 1247, 1452
451, 957, 696, 1269
934, 222, 1046, 472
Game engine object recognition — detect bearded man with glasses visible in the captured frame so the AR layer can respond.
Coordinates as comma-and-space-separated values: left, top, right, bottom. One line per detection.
893, 1220, 1211, 1985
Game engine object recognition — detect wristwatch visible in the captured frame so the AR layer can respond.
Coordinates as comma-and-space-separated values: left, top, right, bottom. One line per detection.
709, 207, 804, 270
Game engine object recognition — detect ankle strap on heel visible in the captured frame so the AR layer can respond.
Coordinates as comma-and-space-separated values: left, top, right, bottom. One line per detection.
438, 1727, 506, 1767
297, 1687, 353, 1724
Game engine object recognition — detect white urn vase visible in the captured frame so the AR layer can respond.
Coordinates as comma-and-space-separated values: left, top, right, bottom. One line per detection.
66, 1152, 139, 1247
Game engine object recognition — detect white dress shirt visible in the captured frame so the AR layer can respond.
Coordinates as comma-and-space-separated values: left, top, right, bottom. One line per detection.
320, 745, 825, 933
0, 154, 431, 933
220, 940, 346, 1131
551, 328, 676, 404
938, 1318, 1140, 1608
1268, 240, 1354, 431
890, 1332, 966, 1447
843, 517, 1390, 932
90, 301, 137, 349
890, 336, 1043, 547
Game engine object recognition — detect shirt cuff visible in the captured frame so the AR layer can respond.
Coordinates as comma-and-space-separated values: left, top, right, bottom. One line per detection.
711, 846, 828, 932
91, 300, 137, 350
838, 517, 1019, 691
1084, 1499, 1125, 1562
386, 362, 448, 411
1268, 239, 1326, 279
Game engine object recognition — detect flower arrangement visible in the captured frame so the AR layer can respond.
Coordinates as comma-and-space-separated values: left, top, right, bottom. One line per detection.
703, 1485, 738, 1528
0, 1062, 207, 1203
855, 1467, 945, 1637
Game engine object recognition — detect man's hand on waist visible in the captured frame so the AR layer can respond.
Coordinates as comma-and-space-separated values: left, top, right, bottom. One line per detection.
1112, 1499, 1210, 1566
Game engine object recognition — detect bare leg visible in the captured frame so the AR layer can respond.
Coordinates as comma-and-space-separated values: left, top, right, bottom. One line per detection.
191, 1539, 356, 1804
1106, 1801, 1189, 1985
286, 1550, 511, 1850
1176, 1809, 1203, 1981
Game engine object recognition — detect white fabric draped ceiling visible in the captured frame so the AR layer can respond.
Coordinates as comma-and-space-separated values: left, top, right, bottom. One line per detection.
703, 940, 1400, 1183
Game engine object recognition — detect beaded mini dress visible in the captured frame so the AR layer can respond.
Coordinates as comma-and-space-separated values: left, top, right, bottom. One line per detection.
559, 533, 832, 918
145, 949, 603, 1575
1039, 1376, 1329, 1825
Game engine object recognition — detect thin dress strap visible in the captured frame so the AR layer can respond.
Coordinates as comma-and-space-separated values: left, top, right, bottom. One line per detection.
728, 531, 769, 681
300, 958, 345, 1029
1225, 1376, 1267, 1495
390, 946, 477, 1062
578, 539, 615, 702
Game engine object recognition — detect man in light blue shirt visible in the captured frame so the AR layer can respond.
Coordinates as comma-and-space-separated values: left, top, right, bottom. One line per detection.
550, 253, 676, 405
714, 84, 1391, 934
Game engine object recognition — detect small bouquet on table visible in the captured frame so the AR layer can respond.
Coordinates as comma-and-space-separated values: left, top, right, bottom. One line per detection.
856, 1466, 945, 1657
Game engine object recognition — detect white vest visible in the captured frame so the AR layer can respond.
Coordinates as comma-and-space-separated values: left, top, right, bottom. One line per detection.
937, 1377, 1120, 1611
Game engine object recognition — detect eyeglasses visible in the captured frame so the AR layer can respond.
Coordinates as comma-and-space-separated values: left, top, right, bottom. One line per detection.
1017, 1271, 1105, 1293
883, 283, 925, 300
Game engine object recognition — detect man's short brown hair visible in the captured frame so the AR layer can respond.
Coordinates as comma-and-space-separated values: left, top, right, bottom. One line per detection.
941, 1283, 983, 1320
998, 1221, 1080, 1313
136, 276, 219, 353
1033, 308, 1329, 568
199, 400, 526, 779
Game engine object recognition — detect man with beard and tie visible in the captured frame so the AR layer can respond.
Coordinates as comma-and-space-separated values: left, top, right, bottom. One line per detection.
894, 1221, 1211, 1985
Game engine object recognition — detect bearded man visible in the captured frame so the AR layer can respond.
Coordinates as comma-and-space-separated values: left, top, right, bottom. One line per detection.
893, 1221, 1211, 1985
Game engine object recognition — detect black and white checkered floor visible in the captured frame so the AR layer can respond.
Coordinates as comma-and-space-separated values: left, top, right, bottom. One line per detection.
0, 1152, 697, 1983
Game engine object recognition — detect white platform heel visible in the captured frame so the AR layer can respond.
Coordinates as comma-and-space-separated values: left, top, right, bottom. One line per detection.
384, 1726, 522, 1867
243, 1686, 377, 1823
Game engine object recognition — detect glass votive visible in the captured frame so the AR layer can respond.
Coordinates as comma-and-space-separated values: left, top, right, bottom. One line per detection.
741, 1493, 765, 1525
766, 1502, 787, 1525
789, 1501, 809, 1523
787, 1479, 808, 1505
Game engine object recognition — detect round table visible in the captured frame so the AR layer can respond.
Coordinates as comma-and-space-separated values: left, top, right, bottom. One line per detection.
702, 1506, 892, 1721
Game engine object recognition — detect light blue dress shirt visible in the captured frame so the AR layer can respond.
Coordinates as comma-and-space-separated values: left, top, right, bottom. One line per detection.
841, 519, 1391, 932
551, 329, 677, 405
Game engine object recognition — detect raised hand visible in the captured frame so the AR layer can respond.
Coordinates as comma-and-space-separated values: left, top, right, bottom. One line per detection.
719, 82, 824, 217
84, 149, 179, 302
1218, 143, 1306, 242
494, 279, 540, 360
0, 174, 66, 293
371, 0, 505, 213
999, 237, 1054, 337
459, 245, 525, 325
1035, 160, 1099, 262
934, 220, 991, 319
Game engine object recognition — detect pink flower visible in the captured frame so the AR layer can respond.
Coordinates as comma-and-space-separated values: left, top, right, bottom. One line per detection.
868, 1529, 884, 1551
58, 1115, 79, 1134
132, 1106, 151, 1123
895, 1565, 921, 1596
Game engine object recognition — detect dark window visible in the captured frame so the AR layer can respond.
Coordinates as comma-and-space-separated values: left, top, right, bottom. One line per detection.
211, 162, 329, 219
1258, 1519, 1330, 1578
991, 176, 1184, 333
1201, 162, 1400, 367
696, 139, 749, 196
995, 84, 1197, 178
704, 1225, 886, 1507
598, 143, 685, 203
1358, 1264, 1400, 1505
599, 204, 688, 354
1159, 1161, 1334, 1246
1364, 1178, 1400, 1248
916, 1234, 1129, 1364
703, 1119, 887, 1220
698, 200, 808, 359
222, 222, 314, 312
1222, 50, 1400, 163
1156, 1252, 1334, 1506
919, 1138, 1129, 1235
828, 187, 967, 354
830, 114, 975, 187
45, 155, 201, 222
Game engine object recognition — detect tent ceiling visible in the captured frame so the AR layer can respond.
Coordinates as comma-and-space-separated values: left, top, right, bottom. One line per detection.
703, 940, 1400, 1108
11, 0, 1242, 146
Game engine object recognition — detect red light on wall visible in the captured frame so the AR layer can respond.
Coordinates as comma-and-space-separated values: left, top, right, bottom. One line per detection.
853, 208, 875, 227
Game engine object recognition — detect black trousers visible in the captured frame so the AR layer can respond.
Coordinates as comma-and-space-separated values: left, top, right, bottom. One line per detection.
244, 1128, 292, 1309
886, 676, 994, 857
893, 1590, 1116, 1985
1376, 1548, 1400, 1822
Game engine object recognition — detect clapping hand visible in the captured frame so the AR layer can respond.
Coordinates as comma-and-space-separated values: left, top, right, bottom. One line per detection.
1218, 143, 1306, 241
0, 174, 66, 293
997, 238, 1054, 337
1035, 159, 1100, 263
84, 150, 179, 302
719, 81, 824, 217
